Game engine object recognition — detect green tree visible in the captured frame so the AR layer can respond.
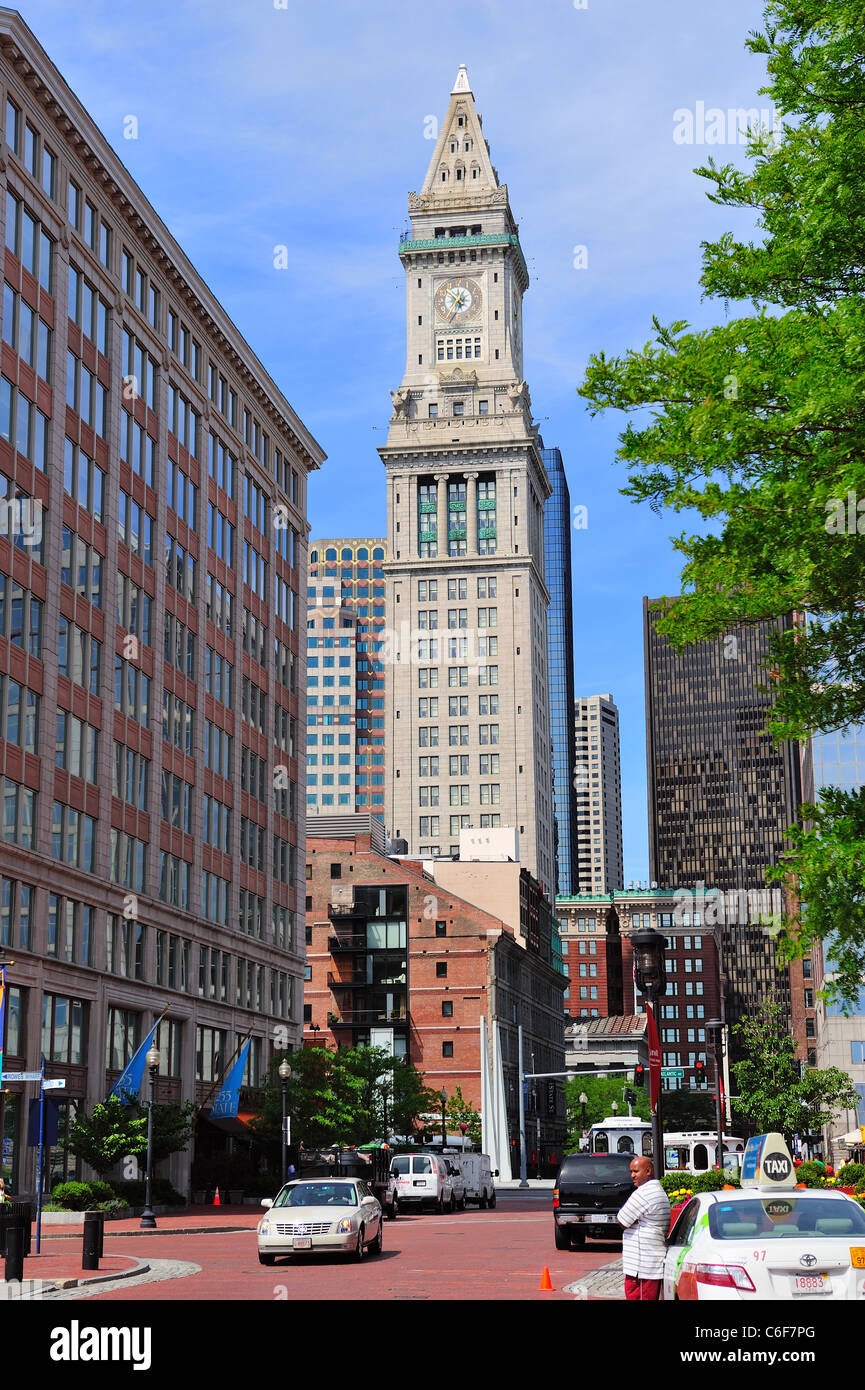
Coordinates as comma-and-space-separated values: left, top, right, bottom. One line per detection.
66, 1097, 197, 1176
66, 1098, 138, 1177
661, 1089, 717, 1133
442, 1085, 482, 1147
578, 1, 865, 1002
246, 1046, 438, 1149
732, 999, 858, 1140
565, 1075, 650, 1149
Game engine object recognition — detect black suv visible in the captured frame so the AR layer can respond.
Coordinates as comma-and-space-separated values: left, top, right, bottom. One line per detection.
553, 1153, 635, 1249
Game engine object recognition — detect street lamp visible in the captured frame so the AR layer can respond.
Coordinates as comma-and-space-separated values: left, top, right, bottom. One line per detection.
631, 925, 668, 1178
440, 1087, 447, 1151
706, 1019, 726, 1172
579, 1091, 588, 1150
279, 1059, 292, 1186
611, 1099, 618, 1115
140, 1044, 161, 1230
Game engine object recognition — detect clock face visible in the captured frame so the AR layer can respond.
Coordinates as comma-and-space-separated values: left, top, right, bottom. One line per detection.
434, 276, 483, 325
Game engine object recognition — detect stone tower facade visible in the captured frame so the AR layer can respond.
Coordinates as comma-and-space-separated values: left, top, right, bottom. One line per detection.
380, 67, 554, 892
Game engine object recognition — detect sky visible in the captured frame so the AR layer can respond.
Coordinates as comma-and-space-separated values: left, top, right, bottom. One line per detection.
17, 0, 773, 881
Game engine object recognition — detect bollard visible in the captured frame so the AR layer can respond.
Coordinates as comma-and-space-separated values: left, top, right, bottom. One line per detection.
4, 1219, 24, 1283
82, 1209, 104, 1271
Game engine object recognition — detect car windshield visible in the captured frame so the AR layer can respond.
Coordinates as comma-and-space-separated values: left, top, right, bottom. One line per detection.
391, 1155, 432, 1175
708, 1197, 865, 1240
562, 1158, 633, 1181
273, 1183, 358, 1208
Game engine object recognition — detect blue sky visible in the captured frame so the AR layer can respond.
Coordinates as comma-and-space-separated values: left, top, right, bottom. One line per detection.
20, 0, 771, 881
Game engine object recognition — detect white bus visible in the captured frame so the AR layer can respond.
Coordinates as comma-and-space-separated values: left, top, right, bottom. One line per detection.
588, 1116, 745, 1172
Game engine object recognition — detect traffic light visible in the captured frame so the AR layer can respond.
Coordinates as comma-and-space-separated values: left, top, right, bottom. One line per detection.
695, 1060, 706, 1086
634, 1065, 644, 1089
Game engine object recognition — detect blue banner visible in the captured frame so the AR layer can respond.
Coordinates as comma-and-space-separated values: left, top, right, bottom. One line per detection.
108, 1019, 159, 1105
210, 1041, 250, 1120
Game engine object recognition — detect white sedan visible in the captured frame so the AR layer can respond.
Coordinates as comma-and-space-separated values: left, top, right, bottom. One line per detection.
664, 1187, 865, 1300
258, 1178, 383, 1264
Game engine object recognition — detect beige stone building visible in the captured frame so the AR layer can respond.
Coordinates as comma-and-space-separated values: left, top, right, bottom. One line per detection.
380, 66, 554, 894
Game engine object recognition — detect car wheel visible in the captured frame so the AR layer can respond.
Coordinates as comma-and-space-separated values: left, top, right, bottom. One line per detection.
445, 1192, 454, 1213
436, 1193, 445, 1214
386, 1196, 398, 1220
479, 1191, 488, 1209
459, 1194, 467, 1211
370, 1221, 383, 1256
353, 1226, 366, 1261
258, 1251, 276, 1266
554, 1221, 570, 1250
488, 1190, 496, 1209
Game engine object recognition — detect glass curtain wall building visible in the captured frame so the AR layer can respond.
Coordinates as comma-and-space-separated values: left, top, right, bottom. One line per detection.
542, 446, 577, 896
643, 601, 803, 1040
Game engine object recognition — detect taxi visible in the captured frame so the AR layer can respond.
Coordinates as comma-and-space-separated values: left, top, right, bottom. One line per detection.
663, 1132, 865, 1300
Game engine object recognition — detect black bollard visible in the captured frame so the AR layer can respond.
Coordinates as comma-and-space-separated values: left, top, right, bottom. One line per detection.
82, 1209, 104, 1270
4, 1219, 24, 1283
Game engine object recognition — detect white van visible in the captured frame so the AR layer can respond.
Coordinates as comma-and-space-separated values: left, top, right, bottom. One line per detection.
455, 1153, 496, 1208
390, 1153, 454, 1212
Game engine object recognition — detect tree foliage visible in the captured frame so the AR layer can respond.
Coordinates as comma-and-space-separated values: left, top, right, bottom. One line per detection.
246, 1046, 439, 1149
66, 1096, 197, 1176
731, 999, 858, 1140
579, 2, 865, 997
564, 1075, 650, 1149
442, 1085, 482, 1146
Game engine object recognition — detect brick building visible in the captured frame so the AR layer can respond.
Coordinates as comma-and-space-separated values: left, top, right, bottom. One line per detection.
0, 11, 324, 1196
556, 889, 725, 1098
304, 815, 566, 1157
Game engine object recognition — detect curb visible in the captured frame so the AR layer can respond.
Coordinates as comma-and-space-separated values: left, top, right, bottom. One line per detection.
46, 1224, 254, 1239
4, 1257, 151, 1299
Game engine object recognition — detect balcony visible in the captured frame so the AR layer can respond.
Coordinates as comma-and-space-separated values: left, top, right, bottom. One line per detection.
329, 1009, 408, 1028
327, 932, 367, 953
327, 972, 366, 990
328, 901, 365, 920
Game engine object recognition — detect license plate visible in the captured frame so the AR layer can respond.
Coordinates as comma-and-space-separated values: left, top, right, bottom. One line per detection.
413, 1180, 426, 1187
292, 1237, 312, 1250
851, 1248, 865, 1269
575, 1213, 610, 1223
792, 1274, 829, 1295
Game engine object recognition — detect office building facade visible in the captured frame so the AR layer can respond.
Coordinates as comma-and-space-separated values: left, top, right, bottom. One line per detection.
0, 11, 325, 1194
574, 693, 623, 892
644, 601, 803, 1038
380, 66, 555, 892
542, 445, 578, 896
305, 539, 386, 817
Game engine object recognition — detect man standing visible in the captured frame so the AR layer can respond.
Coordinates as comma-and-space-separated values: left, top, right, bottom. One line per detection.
617, 1155, 670, 1300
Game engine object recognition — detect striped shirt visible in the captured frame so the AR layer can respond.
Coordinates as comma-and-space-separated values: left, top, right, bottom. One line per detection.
617, 1179, 670, 1278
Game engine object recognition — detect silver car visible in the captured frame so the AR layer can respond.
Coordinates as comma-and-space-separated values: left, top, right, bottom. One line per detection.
258, 1178, 383, 1264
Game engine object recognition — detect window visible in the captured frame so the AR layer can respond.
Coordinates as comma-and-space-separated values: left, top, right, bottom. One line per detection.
436, 961, 447, 978
5, 190, 54, 290
52, 801, 95, 872
54, 710, 97, 781
442, 1041, 454, 1058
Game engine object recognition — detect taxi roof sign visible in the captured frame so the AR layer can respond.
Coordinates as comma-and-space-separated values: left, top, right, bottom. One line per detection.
740, 1133, 796, 1189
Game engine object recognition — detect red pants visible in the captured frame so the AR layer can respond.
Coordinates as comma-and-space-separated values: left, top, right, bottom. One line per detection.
624, 1275, 662, 1301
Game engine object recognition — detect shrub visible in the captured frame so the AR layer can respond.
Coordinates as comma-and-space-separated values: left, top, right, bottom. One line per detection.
50, 1181, 102, 1211
691, 1170, 741, 1192
113, 1178, 186, 1207
837, 1163, 865, 1188
856, 1176, 865, 1194
795, 1160, 828, 1187
98, 1198, 130, 1216
661, 1171, 693, 1196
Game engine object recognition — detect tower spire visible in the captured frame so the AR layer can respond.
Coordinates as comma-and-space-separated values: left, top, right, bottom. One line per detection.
420, 68, 497, 198
451, 64, 472, 95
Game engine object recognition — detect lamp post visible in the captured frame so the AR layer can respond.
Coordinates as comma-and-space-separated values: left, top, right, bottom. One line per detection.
631, 925, 668, 1178
279, 1059, 292, 1186
706, 1019, 725, 1171
579, 1091, 588, 1150
440, 1087, 447, 1151
140, 1044, 161, 1230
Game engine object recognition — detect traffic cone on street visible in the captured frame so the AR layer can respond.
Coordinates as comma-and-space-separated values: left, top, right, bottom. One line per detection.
213, 1186, 221, 1206
538, 1266, 554, 1292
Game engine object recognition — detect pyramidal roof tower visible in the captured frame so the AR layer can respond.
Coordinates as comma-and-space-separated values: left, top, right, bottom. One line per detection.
379, 69, 556, 892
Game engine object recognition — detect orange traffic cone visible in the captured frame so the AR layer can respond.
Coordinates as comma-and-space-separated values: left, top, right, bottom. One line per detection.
538, 1266, 554, 1292
213, 1186, 221, 1206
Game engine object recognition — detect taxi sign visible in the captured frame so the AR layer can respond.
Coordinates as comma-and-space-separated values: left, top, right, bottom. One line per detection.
740, 1133, 796, 1189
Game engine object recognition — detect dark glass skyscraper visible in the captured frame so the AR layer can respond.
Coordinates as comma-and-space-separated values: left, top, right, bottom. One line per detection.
543, 447, 578, 896
643, 600, 803, 1036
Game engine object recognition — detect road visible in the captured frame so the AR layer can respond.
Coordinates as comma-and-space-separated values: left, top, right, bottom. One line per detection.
64, 1190, 622, 1302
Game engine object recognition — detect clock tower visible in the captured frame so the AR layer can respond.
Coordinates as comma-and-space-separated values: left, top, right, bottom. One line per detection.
380, 67, 555, 891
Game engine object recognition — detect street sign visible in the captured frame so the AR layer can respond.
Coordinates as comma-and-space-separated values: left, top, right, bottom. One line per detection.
1, 1071, 42, 1082
282, 1117, 291, 1146
660, 1068, 684, 1079
42, 1079, 66, 1090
